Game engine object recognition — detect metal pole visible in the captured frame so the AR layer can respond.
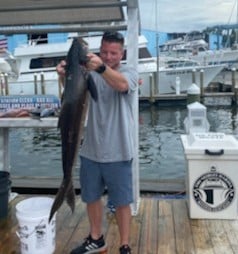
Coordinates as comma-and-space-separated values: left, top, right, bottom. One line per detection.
127, 0, 140, 215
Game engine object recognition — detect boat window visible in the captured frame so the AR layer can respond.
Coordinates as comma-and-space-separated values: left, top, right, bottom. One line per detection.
28, 34, 48, 45
122, 47, 152, 60
30, 56, 65, 69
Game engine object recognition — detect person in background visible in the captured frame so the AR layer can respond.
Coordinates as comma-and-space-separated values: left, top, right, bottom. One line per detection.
56, 31, 138, 254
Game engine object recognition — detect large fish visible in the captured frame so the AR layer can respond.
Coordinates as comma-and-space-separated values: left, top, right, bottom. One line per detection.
49, 38, 98, 222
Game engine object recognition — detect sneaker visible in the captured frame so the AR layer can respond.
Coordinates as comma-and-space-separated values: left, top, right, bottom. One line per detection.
119, 245, 132, 254
70, 235, 107, 254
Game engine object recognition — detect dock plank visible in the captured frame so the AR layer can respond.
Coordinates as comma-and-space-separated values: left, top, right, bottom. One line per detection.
206, 220, 234, 254
190, 219, 214, 254
139, 198, 158, 254
173, 199, 195, 254
1, 195, 238, 254
158, 199, 176, 254
222, 220, 238, 253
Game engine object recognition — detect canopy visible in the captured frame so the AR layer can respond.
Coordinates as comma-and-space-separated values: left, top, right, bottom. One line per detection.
0, 0, 139, 34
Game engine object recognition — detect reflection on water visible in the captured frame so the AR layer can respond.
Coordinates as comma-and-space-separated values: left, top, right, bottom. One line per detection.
10, 128, 62, 176
9, 102, 238, 181
139, 104, 187, 180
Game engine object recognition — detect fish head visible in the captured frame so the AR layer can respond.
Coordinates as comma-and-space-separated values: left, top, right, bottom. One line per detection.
66, 38, 89, 69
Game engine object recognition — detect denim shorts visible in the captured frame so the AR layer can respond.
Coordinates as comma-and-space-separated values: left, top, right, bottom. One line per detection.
79, 156, 133, 207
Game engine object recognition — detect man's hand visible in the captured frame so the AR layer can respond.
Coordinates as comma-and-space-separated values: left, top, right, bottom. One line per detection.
56, 60, 66, 77
86, 53, 103, 71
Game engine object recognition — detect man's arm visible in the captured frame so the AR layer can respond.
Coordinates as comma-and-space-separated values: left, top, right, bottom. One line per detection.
87, 53, 129, 92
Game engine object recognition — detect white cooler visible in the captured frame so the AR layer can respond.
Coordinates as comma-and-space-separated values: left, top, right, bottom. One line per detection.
181, 132, 238, 219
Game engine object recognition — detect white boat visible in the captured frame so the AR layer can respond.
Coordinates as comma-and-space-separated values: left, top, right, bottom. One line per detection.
159, 30, 238, 69
3, 33, 225, 97
138, 57, 225, 95
160, 31, 209, 56
5, 34, 150, 96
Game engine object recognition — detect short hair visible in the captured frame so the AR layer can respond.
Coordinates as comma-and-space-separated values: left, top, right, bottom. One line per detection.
102, 31, 124, 46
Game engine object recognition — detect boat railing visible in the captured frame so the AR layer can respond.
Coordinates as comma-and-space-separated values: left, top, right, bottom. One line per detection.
0, 72, 63, 98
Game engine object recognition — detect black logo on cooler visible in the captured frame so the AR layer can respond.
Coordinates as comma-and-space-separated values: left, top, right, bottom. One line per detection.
193, 169, 235, 212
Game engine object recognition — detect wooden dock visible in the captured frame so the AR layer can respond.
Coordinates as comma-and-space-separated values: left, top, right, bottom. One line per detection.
139, 91, 238, 105
11, 176, 185, 194
1, 194, 238, 254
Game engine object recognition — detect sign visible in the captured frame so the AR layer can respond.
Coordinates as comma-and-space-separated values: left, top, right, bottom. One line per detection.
0, 95, 60, 111
193, 167, 235, 212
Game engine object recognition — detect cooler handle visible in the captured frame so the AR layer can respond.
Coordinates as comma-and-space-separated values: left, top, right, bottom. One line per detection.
204, 149, 224, 156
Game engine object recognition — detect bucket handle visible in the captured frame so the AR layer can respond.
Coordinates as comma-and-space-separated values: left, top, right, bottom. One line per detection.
16, 219, 45, 239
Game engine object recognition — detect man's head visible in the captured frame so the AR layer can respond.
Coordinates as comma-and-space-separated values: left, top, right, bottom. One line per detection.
100, 31, 125, 70
101, 31, 124, 46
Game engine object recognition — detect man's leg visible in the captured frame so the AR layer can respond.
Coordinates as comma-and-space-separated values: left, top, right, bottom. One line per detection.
115, 205, 131, 246
87, 199, 104, 239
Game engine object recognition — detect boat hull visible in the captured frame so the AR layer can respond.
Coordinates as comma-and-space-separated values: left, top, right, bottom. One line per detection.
139, 64, 225, 96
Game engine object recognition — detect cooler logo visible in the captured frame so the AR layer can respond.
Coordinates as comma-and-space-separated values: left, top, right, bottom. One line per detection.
193, 167, 235, 212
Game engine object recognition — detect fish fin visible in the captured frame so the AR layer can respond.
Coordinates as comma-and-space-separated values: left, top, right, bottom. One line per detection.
66, 180, 75, 213
49, 178, 76, 222
49, 179, 67, 222
87, 74, 98, 101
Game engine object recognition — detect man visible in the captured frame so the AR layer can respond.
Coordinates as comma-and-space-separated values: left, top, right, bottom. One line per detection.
57, 31, 137, 254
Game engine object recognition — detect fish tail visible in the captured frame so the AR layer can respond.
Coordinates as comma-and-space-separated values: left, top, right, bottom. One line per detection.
66, 179, 75, 213
49, 179, 74, 222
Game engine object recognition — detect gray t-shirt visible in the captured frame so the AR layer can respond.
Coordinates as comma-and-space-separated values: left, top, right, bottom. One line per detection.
80, 64, 138, 162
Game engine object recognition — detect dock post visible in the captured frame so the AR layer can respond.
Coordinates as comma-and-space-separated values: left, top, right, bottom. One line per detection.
0, 73, 3, 95
34, 73, 38, 95
175, 76, 181, 95
231, 68, 237, 105
4, 74, 9, 95
200, 69, 204, 102
192, 68, 196, 84
149, 73, 155, 103
40, 72, 45, 95
231, 68, 236, 93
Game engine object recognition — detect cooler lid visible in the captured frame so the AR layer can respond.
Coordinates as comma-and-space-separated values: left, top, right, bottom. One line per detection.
181, 132, 238, 155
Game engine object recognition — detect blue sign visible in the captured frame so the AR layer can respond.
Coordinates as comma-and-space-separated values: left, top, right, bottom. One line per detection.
0, 95, 60, 111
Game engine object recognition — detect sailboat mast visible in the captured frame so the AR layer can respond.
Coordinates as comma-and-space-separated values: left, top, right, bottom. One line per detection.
155, 0, 159, 94
236, 0, 238, 43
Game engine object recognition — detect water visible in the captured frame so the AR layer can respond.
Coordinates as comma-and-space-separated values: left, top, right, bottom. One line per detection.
9, 100, 238, 181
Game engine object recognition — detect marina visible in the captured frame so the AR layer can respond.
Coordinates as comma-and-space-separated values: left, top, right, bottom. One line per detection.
1, 195, 238, 254
1, 1, 238, 254
0, 93, 237, 195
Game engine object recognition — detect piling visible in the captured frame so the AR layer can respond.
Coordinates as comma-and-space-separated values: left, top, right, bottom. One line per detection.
0, 73, 3, 95
34, 73, 38, 95
4, 74, 9, 95
231, 68, 236, 93
40, 72, 45, 95
149, 73, 155, 103
200, 69, 204, 97
192, 68, 196, 84
175, 76, 181, 95
231, 68, 238, 105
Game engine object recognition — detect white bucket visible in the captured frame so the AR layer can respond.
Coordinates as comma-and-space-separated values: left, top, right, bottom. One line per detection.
16, 197, 56, 254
